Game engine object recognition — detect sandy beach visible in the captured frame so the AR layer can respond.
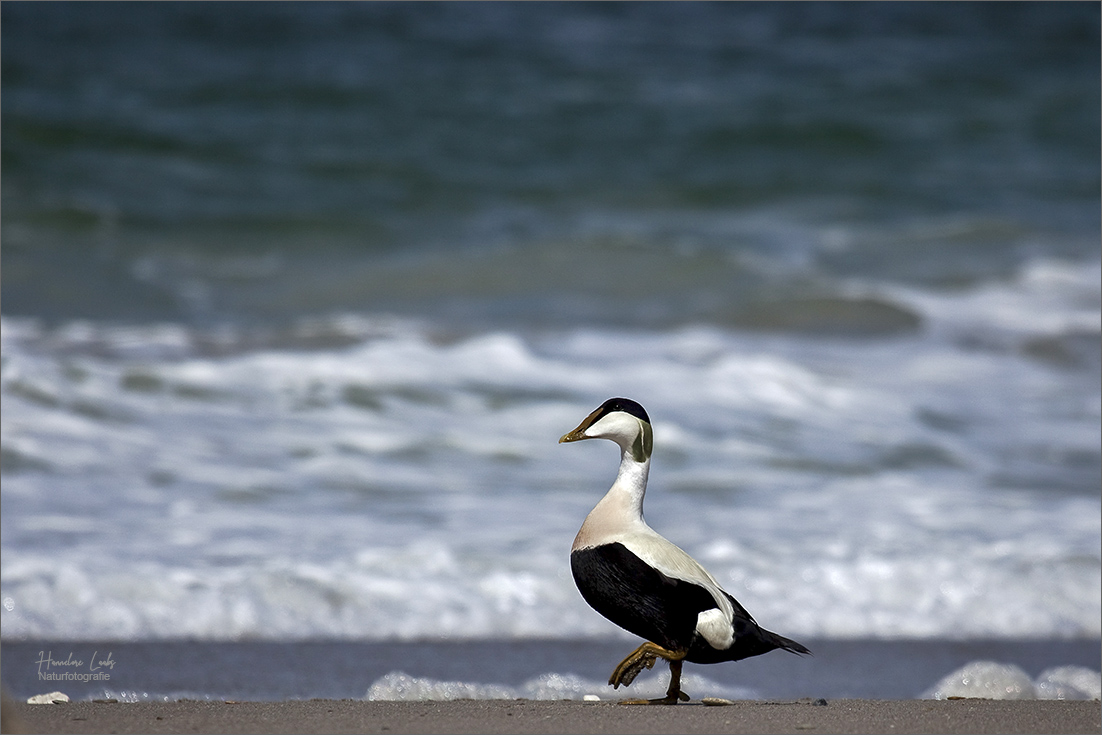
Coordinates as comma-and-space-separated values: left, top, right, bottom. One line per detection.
5, 698, 1100, 735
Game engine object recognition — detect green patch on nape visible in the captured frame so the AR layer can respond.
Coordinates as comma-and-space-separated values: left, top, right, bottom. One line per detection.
631, 420, 653, 463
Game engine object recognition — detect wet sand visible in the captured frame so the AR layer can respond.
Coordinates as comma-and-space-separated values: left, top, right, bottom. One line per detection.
6, 698, 1100, 735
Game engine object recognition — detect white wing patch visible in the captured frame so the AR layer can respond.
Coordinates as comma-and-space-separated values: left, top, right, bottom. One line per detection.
614, 526, 737, 651
696, 607, 734, 650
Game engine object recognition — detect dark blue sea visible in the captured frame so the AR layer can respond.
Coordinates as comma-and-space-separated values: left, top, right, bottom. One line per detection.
2, 2, 1099, 702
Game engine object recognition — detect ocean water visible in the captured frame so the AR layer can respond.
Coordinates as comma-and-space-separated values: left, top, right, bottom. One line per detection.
2, 1, 1099, 700
2, 639, 1099, 702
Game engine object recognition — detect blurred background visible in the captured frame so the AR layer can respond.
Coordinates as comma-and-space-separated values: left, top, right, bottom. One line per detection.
2, 0, 1099, 700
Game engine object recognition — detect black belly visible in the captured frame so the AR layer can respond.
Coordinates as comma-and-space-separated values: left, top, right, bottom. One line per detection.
571, 541, 799, 664
570, 542, 720, 656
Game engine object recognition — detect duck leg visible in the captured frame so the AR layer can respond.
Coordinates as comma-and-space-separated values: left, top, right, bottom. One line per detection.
609, 642, 690, 705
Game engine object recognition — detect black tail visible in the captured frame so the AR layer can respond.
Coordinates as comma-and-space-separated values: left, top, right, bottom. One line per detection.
766, 629, 811, 656
690, 614, 811, 664
718, 590, 812, 660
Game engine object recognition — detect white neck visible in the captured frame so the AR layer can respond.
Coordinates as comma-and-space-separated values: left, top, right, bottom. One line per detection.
572, 447, 651, 550
610, 445, 650, 518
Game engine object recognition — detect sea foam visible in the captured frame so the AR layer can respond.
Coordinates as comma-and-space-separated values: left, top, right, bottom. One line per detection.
2, 259, 1099, 642
365, 670, 757, 702
922, 662, 1101, 701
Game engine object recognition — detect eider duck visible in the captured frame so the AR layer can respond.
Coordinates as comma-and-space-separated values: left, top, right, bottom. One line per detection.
560, 397, 809, 704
